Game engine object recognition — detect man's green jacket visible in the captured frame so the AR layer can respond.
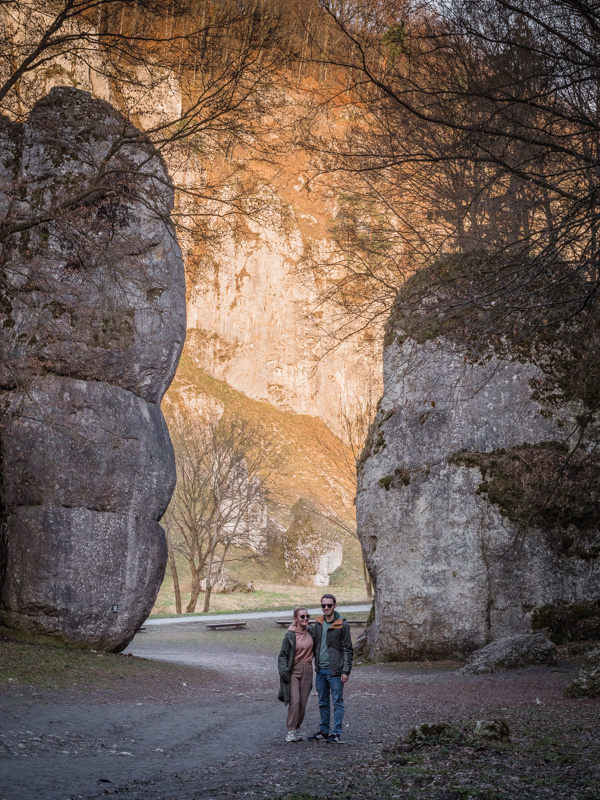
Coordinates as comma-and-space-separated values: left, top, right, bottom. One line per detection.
313, 611, 354, 677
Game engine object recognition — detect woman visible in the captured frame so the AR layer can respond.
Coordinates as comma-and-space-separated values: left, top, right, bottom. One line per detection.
278, 607, 314, 742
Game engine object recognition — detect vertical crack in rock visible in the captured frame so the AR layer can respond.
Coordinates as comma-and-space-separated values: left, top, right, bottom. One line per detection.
0, 88, 186, 650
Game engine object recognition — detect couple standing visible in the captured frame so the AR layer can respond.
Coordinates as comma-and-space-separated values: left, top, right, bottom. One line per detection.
278, 593, 354, 744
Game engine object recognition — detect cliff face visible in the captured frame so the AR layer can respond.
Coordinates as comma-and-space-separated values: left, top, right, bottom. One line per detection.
0, 88, 186, 650
185, 191, 379, 436
357, 264, 600, 660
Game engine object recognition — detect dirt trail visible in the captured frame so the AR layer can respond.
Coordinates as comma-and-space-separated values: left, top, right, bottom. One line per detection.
0, 621, 596, 800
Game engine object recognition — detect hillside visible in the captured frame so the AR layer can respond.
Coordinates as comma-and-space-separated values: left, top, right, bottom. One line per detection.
154, 344, 367, 614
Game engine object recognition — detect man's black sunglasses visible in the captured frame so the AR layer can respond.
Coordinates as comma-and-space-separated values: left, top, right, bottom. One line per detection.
321, 603, 334, 608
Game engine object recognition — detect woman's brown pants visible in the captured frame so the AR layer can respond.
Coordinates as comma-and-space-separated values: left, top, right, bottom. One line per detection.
286, 662, 313, 730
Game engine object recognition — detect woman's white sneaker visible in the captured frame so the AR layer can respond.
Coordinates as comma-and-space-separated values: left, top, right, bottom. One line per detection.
285, 730, 297, 742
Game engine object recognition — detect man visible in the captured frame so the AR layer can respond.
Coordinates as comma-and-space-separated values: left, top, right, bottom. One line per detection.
308, 593, 354, 744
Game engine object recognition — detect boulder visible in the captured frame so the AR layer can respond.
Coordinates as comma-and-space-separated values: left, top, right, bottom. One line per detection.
0, 88, 185, 649
460, 634, 557, 674
357, 257, 600, 660
1, 506, 167, 651
1, 376, 175, 518
565, 646, 600, 698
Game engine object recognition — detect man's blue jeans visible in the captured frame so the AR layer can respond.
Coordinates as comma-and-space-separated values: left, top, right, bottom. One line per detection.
315, 668, 344, 737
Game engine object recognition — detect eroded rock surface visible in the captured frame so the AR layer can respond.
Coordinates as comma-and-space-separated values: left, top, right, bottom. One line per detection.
357, 258, 600, 660
0, 87, 185, 650
460, 634, 557, 674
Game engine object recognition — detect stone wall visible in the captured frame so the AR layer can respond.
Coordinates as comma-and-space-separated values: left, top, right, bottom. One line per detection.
357, 263, 600, 660
0, 88, 186, 650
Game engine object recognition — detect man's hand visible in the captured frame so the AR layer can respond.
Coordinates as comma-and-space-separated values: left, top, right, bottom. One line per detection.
341, 674, 349, 684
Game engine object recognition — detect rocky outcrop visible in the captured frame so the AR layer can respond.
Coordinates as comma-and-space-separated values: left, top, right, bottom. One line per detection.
357, 257, 600, 660
283, 498, 343, 587
460, 634, 557, 674
0, 88, 186, 650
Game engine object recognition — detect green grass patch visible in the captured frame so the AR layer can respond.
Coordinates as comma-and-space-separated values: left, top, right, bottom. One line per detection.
0, 628, 212, 694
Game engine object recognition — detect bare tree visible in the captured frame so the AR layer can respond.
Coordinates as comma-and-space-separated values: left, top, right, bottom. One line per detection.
294, 0, 600, 349
0, 0, 301, 274
163, 412, 279, 613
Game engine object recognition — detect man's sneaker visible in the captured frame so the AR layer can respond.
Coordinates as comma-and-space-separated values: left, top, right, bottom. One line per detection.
307, 731, 329, 741
327, 734, 341, 744
285, 730, 297, 742
295, 729, 304, 741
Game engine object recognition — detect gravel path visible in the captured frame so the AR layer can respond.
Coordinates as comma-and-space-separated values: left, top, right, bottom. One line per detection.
144, 605, 371, 626
1, 621, 597, 800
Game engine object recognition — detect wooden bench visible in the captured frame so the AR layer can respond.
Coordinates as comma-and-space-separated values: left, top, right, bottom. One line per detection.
206, 621, 247, 630
347, 620, 367, 626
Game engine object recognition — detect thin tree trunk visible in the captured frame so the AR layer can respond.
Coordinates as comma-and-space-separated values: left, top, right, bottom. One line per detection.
166, 530, 182, 614
169, 550, 182, 615
186, 561, 202, 613
203, 585, 213, 614
203, 543, 216, 613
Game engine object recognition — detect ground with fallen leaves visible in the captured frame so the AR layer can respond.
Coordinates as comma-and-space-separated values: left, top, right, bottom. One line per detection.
1, 621, 598, 800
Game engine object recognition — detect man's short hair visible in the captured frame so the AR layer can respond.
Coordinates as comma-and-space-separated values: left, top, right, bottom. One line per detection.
320, 593, 336, 604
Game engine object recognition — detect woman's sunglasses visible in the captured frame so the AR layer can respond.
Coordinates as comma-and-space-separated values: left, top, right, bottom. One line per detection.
298, 614, 310, 620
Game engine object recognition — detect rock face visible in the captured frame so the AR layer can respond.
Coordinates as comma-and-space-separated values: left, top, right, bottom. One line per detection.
0, 88, 186, 650
283, 499, 344, 587
185, 203, 380, 437
357, 260, 600, 660
460, 634, 557, 674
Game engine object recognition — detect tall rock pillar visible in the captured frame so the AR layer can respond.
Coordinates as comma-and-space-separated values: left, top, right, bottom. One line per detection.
357, 257, 600, 660
0, 88, 186, 650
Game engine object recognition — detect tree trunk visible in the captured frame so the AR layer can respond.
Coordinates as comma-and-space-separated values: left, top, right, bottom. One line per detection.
167, 532, 182, 614
186, 561, 202, 613
203, 585, 213, 614
203, 539, 218, 613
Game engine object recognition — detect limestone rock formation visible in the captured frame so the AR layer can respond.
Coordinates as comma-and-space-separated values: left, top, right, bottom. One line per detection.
460, 634, 557, 674
357, 258, 600, 660
0, 88, 186, 650
283, 499, 343, 587
184, 198, 380, 437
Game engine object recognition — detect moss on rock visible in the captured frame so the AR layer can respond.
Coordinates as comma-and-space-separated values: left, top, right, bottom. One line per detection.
450, 443, 600, 558
531, 599, 600, 645
387, 252, 600, 416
